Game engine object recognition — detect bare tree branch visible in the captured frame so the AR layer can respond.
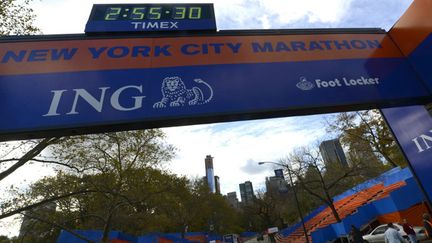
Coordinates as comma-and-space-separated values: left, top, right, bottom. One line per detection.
21, 212, 95, 243
0, 137, 61, 181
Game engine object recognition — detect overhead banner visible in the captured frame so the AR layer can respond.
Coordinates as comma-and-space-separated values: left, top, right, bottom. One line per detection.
381, 105, 432, 203
389, 0, 432, 92
0, 33, 430, 140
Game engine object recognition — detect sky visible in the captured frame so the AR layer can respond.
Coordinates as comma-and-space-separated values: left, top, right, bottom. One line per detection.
0, 0, 414, 236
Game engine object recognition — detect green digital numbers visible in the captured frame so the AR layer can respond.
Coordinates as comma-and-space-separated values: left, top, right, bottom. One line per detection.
189, 7, 202, 19
148, 7, 162, 19
103, 5, 205, 21
173, 7, 186, 19
130, 8, 146, 20
104, 7, 121, 20
173, 7, 202, 19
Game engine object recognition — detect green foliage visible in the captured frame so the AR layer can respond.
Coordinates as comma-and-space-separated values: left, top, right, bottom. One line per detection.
327, 110, 407, 168
240, 191, 281, 231
48, 130, 176, 174
26, 169, 242, 238
18, 130, 242, 241
0, 0, 40, 35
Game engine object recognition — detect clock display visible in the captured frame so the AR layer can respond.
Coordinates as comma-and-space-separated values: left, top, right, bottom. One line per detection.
103, 6, 208, 20
85, 4, 216, 33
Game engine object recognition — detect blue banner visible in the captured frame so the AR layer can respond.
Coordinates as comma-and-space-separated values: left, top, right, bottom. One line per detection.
381, 105, 432, 202
0, 59, 429, 138
0, 33, 430, 140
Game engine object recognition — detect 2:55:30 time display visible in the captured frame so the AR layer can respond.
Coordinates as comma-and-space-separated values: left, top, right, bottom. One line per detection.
105, 7, 204, 20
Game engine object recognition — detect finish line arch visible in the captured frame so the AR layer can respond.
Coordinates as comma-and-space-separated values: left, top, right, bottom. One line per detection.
1, 0, 432, 221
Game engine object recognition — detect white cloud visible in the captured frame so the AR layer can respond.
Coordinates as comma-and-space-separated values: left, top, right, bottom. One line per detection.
163, 115, 327, 196
33, 0, 354, 33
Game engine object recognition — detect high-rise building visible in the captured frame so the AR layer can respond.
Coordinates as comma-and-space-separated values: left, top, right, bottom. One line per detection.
205, 155, 215, 193
319, 138, 348, 167
239, 181, 255, 204
226, 191, 239, 208
266, 169, 288, 194
274, 169, 284, 179
266, 176, 289, 194
214, 176, 221, 194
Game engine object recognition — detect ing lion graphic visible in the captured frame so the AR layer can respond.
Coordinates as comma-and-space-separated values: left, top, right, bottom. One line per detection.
153, 76, 213, 108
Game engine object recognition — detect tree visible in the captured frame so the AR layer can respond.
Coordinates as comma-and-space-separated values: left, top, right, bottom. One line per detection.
0, 0, 40, 35
24, 167, 182, 241
159, 178, 242, 235
0, 129, 177, 243
23, 159, 243, 241
0, 1, 62, 240
47, 130, 176, 242
241, 191, 280, 230
326, 110, 407, 168
282, 145, 385, 223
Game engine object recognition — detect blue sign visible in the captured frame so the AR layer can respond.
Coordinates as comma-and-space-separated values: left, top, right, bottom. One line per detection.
0, 33, 430, 140
381, 106, 432, 203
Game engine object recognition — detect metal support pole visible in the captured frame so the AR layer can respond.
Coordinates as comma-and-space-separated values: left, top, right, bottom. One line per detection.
286, 165, 310, 243
258, 161, 310, 243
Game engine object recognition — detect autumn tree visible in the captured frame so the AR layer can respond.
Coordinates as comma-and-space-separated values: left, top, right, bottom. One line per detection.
23, 157, 243, 241
282, 144, 385, 223
47, 130, 176, 243
24, 167, 183, 242
0, 1, 62, 241
326, 110, 407, 168
0, 0, 40, 35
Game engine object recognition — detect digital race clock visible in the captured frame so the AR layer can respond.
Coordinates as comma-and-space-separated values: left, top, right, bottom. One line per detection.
85, 4, 216, 33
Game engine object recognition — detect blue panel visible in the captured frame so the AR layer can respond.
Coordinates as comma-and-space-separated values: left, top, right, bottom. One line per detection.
407, 34, 432, 92
85, 19, 217, 32
0, 58, 428, 137
381, 106, 432, 203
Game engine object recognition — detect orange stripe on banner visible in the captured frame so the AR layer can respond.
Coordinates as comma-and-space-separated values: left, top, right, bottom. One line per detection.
389, 0, 432, 56
0, 34, 402, 76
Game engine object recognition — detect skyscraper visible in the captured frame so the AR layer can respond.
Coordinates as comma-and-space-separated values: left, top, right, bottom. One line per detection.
266, 169, 288, 194
266, 176, 289, 194
239, 181, 255, 204
226, 191, 239, 208
205, 155, 215, 193
274, 169, 284, 179
319, 138, 348, 167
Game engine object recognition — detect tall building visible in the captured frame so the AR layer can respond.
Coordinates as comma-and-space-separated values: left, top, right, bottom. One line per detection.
274, 169, 284, 179
214, 176, 221, 194
266, 169, 288, 194
266, 176, 289, 194
239, 181, 255, 204
205, 155, 215, 193
226, 191, 239, 208
319, 138, 348, 167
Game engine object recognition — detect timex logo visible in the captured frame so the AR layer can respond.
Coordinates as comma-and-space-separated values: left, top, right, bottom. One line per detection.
131, 21, 179, 29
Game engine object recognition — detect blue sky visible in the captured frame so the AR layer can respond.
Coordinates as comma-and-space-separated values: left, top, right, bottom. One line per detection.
27, 0, 414, 196
0, 0, 415, 237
